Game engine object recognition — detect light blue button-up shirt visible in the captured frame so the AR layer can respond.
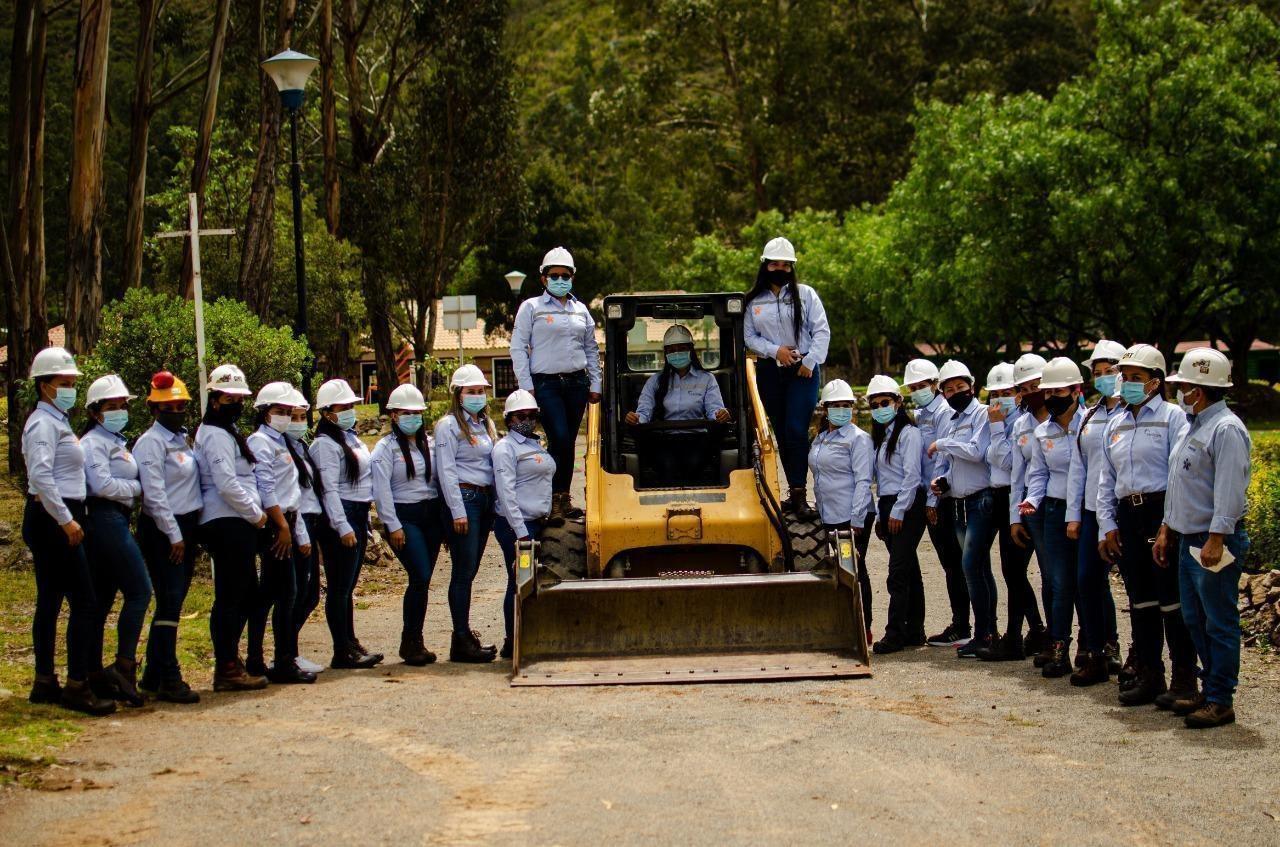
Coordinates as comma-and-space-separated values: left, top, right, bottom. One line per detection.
310, 428, 373, 537
510, 292, 602, 393
873, 421, 923, 520
914, 392, 950, 508
370, 433, 439, 534
1008, 409, 1046, 524
1065, 400, 1122, 523
1023, 408, 1085, 507
1163, 401, 1251, 536
248, 425, 311, 548
82, 426, 142, 508
743, 284, 831, 371
23, 401, 87, 525
635, 367, 726, 423
808, 424, 875, 527
195, 424, 265, 526
493, 430, 555, 539
135, 421, 201, 544
985, 407, 1022, 488
1095, 395, 1189, 539
435, 415, 496, 520
932, 399, 992, 499
290, 437, 323, 517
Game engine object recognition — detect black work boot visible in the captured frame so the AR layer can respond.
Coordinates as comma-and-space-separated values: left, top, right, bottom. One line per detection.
1042, 641, 1073, 678
499, 638, 513, 660
1073, 641, 1087, 669
265, 661, 317, 684
155, 678, 200, 704
1023, 625, 1048, 659
450, 631, 497, 663
557, 493, 585, 521
111, 658, 145, 707
331, 646, 381, 670
1070, 652, 1110, 687
88, 667, 124, 701
1119, 667, 1167, 707
399, 634, 436, 667
1104, 641, 1124, 676
350, 639, 384, 666
786, 488, 819, 521
977, 630, 1025, 662
29, 674, 61, 704
1155, 664, 1198, 711
60, 679, 116, 716
1117, 645, 1140, 691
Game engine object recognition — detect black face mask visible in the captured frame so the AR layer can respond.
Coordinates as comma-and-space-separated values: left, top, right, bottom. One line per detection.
1021, 390, 1045, 412
216, 402, 244, 423
155, 410, 187, 433
946, 391, 973, 413
1045, 395, 1075, 418
764, 268, 792, 287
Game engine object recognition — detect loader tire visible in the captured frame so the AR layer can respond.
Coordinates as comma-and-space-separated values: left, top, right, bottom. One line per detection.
786, 516, 831, 572
538, 520, 587, 581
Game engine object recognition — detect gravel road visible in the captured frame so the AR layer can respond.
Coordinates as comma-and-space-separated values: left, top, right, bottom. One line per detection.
3, 455, 1279, 846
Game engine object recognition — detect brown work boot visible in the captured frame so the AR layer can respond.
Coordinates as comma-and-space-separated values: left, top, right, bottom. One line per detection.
1117, 645, 1140, 691
1103, 641, 1124, 676
213, 660, 268, 692
111, 657, 145, 707
1070, 652, 1110, 687
1155, 664, 1198, 711
60, 679, 116, 716
1184, 702, 1235, 729
399, 633, 436, 667
1172, 691, 1207, 716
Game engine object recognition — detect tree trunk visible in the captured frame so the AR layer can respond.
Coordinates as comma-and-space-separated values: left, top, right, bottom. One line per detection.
122, 0, 158, 290
4, 0, 50, 474
320, 0, 339, 235
64, 0, 112, 354
422, 300, 438, 390
237, 0, 297, 318
362, 269, 398, 413
180, 0, 232, 299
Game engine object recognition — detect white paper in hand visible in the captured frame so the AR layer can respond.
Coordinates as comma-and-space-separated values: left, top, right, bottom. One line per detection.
1189, 544, 1235, 573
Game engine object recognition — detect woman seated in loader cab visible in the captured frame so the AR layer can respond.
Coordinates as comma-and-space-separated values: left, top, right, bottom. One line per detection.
625, 325, 732, 485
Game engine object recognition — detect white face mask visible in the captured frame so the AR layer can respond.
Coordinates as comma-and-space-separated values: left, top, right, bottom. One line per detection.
268, 414, 291, 434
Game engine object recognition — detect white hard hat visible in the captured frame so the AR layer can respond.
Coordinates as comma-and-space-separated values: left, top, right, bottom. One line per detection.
286, 387, 310, 409
820, 379, 855, 404
254, 381, 296, 408
1013, 353, 1048, 385
985, 363, 1015, 392
504, 389, 539, 416
1038, 357, 1084, 390
1167, 348, 1232, 388
315, 378, 361, 409
29, 347, 81, 379
450, 363, 490, 389
902, 358, 940, 385
1118, 343, 1167, 375
1082, 339, 1127, 367
866, 374, 901, 398
208, 364, 252, 396
663, 325, 694, 347
539, 246, 575, 274
760, 237, 797, 264
386, 383, 427, 411
85, 374, 135, 407
937, 359, 973, 385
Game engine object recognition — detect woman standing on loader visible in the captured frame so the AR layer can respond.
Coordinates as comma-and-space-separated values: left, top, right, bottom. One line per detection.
744, 236, 830, 519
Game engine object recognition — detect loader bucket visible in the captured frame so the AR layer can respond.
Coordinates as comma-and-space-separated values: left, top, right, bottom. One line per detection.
511, 569, 870, 686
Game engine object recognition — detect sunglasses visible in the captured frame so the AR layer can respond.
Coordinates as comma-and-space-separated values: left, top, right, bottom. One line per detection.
546, 273, 573, 282
869, 399, 896, 409
509, 411, 538, 422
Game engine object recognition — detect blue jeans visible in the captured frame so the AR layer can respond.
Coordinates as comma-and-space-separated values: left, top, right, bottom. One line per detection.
201, 516, 260, 665
1178, 527, 1249, 707
928, 497, 969, 632
317, 500, 371, 652
533, 371, 590, 494
392, 499, 445, 637
248, 516, 299, 665
445, 488, 495, 635
755, 359, 820, 490
83, 501, 154, 667
1076, 509, 1118, 652
138, 510, 199, 686
24, 498, 96, 680
1039, 497, 1078, 644
1023, 508, 1049, 635
495, 515, 544, 640
953, 490, 998, 640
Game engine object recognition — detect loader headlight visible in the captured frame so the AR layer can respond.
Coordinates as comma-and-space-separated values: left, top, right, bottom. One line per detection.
607, 304, 623, 320
727, 298, 743, 314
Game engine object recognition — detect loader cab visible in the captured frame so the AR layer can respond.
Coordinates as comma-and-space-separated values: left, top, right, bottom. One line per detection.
602, 293, 752, 489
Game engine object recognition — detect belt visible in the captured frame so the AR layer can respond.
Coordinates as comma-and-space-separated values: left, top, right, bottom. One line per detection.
459, 483, 493, 492
1119, 491, 1165, 508
87, 496, 131, 517
533, 370, 585, 380
990, 485, 1011, 493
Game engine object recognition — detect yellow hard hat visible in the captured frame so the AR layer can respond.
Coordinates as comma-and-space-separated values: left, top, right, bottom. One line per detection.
147, 371, 192, 403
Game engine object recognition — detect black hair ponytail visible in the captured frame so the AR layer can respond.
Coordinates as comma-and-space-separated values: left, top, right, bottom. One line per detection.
745, 263, 803, 346
871, 405, 914, 463
316, 415, 359, 485
392, 420, 430, 481
202, 398, 256, 463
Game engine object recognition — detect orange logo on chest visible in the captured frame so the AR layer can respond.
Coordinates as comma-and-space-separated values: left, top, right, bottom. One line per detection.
1044, 439, 1054, 451
176, 453, 186, 464
1111, 433, 1122, 445
545, 315, 554, 324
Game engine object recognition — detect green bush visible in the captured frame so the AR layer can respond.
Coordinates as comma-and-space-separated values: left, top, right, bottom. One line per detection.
1247, 432, 1280, 572
76, 289, 312, 437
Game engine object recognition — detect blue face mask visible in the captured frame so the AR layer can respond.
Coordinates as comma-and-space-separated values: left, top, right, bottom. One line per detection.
397, 414, 423, 435
871, 406, 896, 425
995, 396, 1017, 415
336, 409, 357, 430
666, 351, 691, 369
286, 421, 308, 440
910, 387, 934, 407
1120, 381, 1150, 406
462, 395, 488, 415
1093, 374, 1117, 398
53, 386, 77, 412
101, 410, 129, 434
827, 407, 853, 427
546, 277, 573, 298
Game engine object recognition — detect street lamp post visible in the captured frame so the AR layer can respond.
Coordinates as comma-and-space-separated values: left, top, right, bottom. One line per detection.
505, 270, 527, 300
262, 49, 319, 418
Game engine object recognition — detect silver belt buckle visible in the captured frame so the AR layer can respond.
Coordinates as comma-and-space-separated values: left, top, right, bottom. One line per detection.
1128, 493, 1144, 507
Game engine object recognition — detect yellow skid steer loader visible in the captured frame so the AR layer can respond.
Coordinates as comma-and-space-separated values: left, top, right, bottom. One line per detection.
511, 293, 869, 685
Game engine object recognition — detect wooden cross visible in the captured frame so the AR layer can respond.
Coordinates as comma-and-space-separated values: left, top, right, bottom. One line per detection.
155, 193, 235, 413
